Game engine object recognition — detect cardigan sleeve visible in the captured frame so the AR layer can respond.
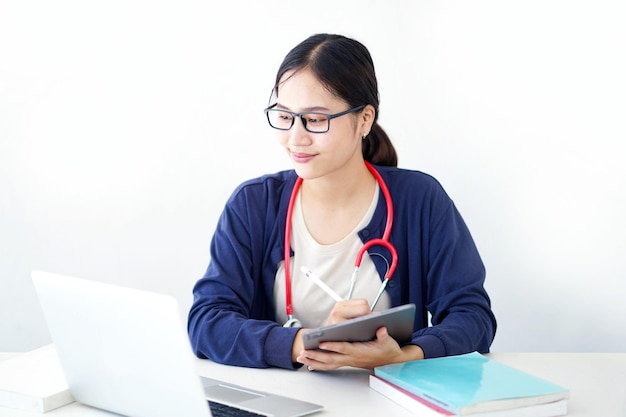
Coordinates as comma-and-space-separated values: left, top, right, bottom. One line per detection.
187, 176, 302, 369
373, 167, 496, 358
412, 198, 496, 358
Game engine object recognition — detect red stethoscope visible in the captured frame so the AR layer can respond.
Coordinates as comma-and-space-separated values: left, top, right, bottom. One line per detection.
282, 161, 398, 327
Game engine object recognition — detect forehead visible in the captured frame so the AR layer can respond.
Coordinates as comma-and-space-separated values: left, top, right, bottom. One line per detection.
276, 69, 345, 110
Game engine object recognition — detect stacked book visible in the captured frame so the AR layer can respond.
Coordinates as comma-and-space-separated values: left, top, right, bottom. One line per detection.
0, 345, 74, 413
370, 352, 569, 417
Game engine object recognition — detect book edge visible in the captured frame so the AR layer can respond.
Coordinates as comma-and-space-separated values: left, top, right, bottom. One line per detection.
0, 345, 75, 412
369, 375, 453, 416
369, 376, 568, 417
374, 352, 569, 415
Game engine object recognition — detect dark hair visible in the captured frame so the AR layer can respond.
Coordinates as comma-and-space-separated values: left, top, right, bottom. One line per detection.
273, 34, 398, 167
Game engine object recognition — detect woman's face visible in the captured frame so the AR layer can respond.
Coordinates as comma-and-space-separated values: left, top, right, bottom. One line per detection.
273, 69, 373, 181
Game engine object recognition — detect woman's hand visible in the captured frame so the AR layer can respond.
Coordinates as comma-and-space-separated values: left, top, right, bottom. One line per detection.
323, 299, 371, 325
296, 326, 424, 371
291, 299, 369, 363
295, 299, 425, 371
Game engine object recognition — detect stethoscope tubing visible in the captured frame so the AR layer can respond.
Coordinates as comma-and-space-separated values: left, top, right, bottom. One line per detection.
282, 162, 397, 326
283, 176, 303, 325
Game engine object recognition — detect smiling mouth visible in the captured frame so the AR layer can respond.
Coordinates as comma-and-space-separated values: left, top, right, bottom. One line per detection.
291, 152, 316, 163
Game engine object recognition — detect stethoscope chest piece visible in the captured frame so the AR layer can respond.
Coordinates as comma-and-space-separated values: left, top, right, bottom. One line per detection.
283, 316, 302, 328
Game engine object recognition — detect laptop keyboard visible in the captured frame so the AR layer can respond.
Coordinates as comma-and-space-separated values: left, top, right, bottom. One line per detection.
208, 401, 265, 417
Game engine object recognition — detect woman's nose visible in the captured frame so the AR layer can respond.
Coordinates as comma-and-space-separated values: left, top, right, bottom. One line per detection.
287, 117, 312, 146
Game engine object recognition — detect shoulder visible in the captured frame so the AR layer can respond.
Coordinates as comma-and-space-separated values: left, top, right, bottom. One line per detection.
374, 165, 448, 196
373, 165, 456, 222
232, 170, 296, 194
226, 169, 298, 206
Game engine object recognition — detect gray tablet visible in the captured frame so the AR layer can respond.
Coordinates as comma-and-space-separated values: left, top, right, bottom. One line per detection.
302, 304, 416, 350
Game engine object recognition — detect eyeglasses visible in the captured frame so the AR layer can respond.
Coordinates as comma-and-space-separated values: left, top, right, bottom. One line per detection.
264, 104, 365, 133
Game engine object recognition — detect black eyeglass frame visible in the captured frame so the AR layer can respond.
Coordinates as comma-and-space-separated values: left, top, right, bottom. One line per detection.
263, 104, 366, 133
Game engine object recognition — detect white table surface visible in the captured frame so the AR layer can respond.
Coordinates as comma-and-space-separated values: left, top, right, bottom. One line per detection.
1, 352, 625, 416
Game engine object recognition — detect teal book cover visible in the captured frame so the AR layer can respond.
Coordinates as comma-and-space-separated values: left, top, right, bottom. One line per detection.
374, 352, 569, 415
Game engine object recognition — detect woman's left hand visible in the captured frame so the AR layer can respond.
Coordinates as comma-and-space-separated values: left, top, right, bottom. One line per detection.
296, 326, 424, 371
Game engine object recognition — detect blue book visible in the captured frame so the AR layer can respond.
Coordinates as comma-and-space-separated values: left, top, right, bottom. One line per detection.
374, 352, 569, 416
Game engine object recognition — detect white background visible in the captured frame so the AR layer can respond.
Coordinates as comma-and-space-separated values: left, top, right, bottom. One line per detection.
1, 0, 624, 353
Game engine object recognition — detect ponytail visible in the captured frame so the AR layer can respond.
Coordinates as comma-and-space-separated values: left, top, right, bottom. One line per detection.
362, 123, 397, 167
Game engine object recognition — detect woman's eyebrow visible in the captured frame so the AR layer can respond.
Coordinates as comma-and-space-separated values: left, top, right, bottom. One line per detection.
275, 102, 331, 113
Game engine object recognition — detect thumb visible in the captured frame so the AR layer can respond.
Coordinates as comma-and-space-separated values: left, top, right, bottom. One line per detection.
376, 326, 389, 340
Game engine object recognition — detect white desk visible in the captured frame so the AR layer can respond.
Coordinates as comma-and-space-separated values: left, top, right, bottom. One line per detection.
1, 352, 625, 416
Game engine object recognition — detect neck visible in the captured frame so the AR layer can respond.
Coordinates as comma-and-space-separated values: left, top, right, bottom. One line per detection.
301, 162, 375, 208
297, 161, 378, 245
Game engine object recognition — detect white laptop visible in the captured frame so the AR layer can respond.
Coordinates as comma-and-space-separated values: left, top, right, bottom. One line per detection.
31, 270, 323, 417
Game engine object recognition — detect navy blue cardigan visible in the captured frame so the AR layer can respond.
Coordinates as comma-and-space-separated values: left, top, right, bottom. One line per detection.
188, 165, 496, 369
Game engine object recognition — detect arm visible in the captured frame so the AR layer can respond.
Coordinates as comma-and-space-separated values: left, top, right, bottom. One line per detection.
297, 172, 496, 369
187, 178, 303, 369
411, 198, 497, 358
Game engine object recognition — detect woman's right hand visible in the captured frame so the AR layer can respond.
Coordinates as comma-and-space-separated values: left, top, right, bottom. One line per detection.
292, 298, 372, 364
324, 298, 371, 325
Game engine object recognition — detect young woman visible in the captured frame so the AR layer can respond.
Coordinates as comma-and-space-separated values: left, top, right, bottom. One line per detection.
188, 33, 496, 371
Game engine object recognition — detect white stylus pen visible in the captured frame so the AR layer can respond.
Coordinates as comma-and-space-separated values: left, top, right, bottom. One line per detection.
300, 266, 343, 302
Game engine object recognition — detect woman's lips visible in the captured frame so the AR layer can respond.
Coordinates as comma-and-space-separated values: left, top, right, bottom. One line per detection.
291, 152, 316, 164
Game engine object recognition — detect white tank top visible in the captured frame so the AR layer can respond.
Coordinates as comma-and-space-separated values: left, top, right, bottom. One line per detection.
274, 184, 391, 328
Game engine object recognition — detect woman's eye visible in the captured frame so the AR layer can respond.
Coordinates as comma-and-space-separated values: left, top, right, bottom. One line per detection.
305, 115, 327, 124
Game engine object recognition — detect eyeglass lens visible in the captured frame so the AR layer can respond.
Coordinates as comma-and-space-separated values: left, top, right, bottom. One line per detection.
266, 110, 330, 133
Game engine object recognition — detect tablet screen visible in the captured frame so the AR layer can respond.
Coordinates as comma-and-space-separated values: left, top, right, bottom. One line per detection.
301, 304, 416, 350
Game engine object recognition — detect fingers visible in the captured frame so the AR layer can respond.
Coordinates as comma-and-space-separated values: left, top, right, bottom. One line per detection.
296, 326, 400, 371
325, 298, 371, 325
375, 326, 389, 340
297, 345, 349, 371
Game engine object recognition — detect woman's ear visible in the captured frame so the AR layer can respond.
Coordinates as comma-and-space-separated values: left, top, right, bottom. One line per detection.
360, 104, 376, 137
